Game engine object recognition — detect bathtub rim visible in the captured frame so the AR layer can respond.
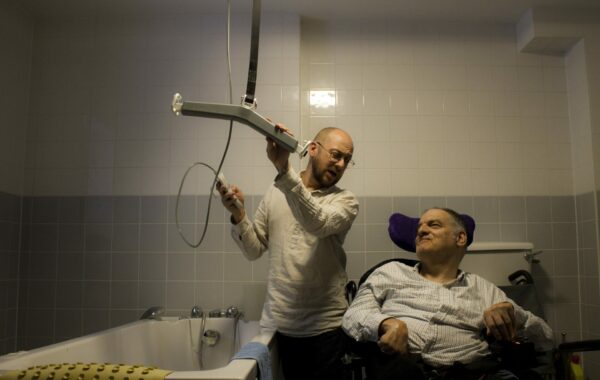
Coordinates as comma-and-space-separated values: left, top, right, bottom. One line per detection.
0, 318, 276, 380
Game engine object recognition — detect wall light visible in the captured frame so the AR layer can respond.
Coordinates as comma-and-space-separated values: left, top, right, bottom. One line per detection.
309, 90, 336, 109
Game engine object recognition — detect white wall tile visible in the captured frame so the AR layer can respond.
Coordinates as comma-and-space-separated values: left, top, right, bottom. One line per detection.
444, 142, 471, 169
470, 142, 497, 169
468, 92, 493, 115
363, 90, 390, 115
443, 91, 469, 115
363, 169, 392, 196
363, 65, 392, 90
442, 116, 470, 142
545, 92, 569, 117
493, 92, 520, 116
442, 169, 472, 196
417, 91, 444, 115
113, 168, 141, 195
390, 91, 418, 115
418, 142, 445, 169
390, 116, 418, 142
416, 116, 445, 142
87, 168, 114, 196
517, 67, 544, 91
492, 67, 519, 91
467, 66, 495, 91
362, 142, 391, 169
418, 169, 447, 196
391, 168, 419, 196
336, 90, 364, 115
496, 169, 524, 196
391, 142, 419, 169
363, 116, 390, 142
544, 67, 568, 92
89, 141, 115, 168
519, 92, 546, 116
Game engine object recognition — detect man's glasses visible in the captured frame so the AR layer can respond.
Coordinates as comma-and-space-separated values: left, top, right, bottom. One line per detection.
315, 141, 355, 168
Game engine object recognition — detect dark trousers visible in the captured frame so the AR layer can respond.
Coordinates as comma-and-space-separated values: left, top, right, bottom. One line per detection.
276, 327, 350, 380
355, 342, 544, 380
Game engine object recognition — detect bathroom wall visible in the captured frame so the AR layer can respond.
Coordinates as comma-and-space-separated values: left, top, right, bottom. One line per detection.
8, 7, 598, 374
301, 19, 579, 344
17, 11, 300, 349
0, 0, 33, 355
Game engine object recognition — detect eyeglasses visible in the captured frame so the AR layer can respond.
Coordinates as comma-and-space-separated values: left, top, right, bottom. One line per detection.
315, 141, 355, 168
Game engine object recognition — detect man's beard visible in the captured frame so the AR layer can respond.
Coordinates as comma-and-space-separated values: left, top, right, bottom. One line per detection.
310, 160, 340, 188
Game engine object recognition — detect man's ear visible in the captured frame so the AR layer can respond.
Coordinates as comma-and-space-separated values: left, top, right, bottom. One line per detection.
308, 141, 318, 158
455, 230, 467, 248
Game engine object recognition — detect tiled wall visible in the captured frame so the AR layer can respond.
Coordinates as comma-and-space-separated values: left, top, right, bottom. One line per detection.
582, 191, 600, 376
17, 193, 580, 348
0, 1, 33, 356
302, 20, 572, 199
0, 1, 31, 195
0, 192, 21, 354
5, 8, 600, 379
17, 195, 270, 348
24, 13, 301, 197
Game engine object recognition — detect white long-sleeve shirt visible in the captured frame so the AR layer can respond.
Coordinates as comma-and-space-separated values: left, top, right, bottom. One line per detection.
342, 261, 554, 367
231, 168, 359, 336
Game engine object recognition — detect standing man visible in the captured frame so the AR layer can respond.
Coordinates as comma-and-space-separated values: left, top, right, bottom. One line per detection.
218, 126, 359, 380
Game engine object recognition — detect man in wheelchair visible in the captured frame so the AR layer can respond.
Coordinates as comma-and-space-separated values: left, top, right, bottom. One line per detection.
342, 207, 554, 380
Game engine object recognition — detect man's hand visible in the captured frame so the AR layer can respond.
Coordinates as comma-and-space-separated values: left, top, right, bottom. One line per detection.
377, 318, 409, 355
266, 123, 293, 175
216, 182, 245, 223
483, 301, 516, 341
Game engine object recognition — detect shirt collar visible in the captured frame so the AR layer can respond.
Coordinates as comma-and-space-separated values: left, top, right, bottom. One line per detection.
413, 262, 466, 285
299, 170, 339, 194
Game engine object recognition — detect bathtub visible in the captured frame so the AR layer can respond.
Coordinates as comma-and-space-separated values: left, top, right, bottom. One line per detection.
0, 317, 279, 380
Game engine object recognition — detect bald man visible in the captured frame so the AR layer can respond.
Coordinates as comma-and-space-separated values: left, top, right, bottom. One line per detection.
218, 126, 359, 380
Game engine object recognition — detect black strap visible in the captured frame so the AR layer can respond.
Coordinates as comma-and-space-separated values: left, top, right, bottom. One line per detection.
243, 0, 261, 107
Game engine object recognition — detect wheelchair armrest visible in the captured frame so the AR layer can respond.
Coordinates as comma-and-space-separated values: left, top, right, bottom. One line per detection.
558, 339, 600, 353
346, 280, 357, 303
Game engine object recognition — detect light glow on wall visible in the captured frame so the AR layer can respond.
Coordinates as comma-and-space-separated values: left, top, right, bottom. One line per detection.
309, 90, 336, 108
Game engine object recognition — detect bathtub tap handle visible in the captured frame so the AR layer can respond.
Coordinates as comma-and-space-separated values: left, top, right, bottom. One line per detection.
191, 305, 204, 318
209, 309, 225, 318
140, 306, 164, 320
225, 306, 241, 318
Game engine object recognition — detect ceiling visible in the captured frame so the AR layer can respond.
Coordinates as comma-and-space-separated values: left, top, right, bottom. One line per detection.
17, 0, 600, 24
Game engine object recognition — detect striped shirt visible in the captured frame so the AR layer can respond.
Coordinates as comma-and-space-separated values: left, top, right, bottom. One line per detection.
231, 167, 359, 337
342, 261, 554, 367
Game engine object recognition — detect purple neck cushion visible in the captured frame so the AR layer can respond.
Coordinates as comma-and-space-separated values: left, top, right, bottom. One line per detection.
388, 211, 476, 252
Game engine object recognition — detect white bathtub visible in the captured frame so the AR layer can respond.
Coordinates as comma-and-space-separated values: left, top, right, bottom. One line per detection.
0, 317, 279, 380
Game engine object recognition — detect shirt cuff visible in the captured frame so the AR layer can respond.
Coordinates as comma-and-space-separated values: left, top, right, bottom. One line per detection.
231, 214, 252, 241
363, 313, 393, 342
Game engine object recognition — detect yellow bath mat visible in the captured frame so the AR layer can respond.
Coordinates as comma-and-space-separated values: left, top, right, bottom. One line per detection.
0, 363, 173, 380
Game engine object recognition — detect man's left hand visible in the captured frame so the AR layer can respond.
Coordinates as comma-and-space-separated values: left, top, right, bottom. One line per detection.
483, 301, 516, 341
266, 123, 293, 174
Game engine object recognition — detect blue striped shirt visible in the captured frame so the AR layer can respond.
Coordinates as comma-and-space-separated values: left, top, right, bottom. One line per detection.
342, 261, 554, 367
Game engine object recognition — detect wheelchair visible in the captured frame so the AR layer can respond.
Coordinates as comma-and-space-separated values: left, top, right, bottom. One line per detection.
341, 207, 600, 380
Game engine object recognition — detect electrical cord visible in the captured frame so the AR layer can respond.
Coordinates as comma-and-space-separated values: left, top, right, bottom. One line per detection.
175, 0, 235, 248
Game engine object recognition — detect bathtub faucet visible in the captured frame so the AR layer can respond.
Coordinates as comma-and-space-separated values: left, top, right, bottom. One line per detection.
208, 305, 243, 319
191, 305, 204, 318
140, 306, 164, 320
225, 306, 241, 319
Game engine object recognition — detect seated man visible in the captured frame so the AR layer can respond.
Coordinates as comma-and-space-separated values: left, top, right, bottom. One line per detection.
342, 207, 554, 380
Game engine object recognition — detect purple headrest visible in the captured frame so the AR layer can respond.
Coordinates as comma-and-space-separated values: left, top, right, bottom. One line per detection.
388, 211, 476, 252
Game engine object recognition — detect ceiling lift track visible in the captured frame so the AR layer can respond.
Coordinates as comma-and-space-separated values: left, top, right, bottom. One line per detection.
171, 0, 299, 153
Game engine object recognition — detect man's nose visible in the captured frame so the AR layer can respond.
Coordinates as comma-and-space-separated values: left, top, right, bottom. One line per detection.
333, 158, 346, 170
